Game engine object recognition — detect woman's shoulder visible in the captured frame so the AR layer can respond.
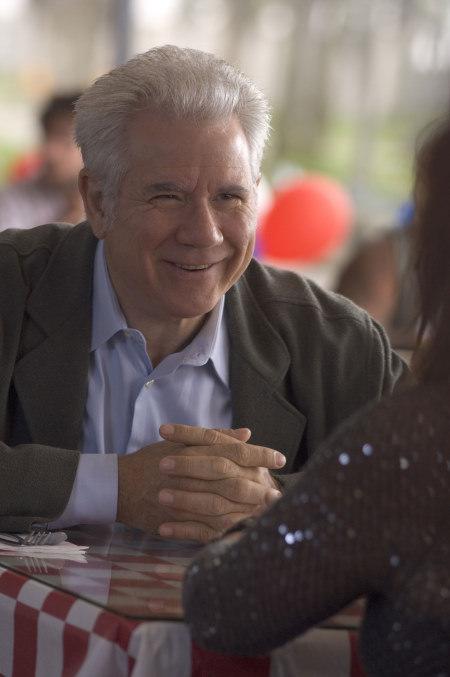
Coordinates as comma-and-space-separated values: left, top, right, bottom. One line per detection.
310, 380, 450, 474
342, 380, 448, 431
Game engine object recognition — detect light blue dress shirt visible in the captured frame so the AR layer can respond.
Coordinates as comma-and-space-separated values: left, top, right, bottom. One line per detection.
50, 240, 232, 528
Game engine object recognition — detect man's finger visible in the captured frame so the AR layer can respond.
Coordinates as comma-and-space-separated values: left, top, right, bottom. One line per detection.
158, 480, 281, 511
160, 444, 286, 473
158, 520, 220, 544
159, 454, 283, 487
158, 515, 249, 544
158, 487, 242, 516
213, 427, 251, 442
159, 423, 250, 446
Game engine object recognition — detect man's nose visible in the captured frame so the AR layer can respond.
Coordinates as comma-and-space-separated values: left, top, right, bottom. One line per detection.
176, 200, 224, 247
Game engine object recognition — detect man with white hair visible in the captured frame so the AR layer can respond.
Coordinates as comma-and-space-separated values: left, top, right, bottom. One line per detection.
0, 45, 408, 543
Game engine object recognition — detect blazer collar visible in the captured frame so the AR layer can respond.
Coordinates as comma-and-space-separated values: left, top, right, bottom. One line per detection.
27, 222, 97, 336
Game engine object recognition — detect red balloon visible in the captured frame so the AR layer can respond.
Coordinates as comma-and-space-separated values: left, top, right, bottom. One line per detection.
260, 174, 353, 262
6, 151, 43, 183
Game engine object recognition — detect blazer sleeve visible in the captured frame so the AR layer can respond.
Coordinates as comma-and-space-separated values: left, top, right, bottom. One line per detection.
0, 441, 80, 532
0, 224, 89, 532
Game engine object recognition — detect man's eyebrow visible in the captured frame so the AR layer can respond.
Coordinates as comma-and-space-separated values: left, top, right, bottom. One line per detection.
145, 181, 185, 192
218, 184, 251, 196
144, 182, 252, 196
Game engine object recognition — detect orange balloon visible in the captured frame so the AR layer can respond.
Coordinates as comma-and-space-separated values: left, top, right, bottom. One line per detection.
260, 175, 353, 262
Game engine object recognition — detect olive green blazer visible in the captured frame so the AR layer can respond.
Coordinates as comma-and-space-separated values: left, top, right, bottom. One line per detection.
0, 222, 408, 530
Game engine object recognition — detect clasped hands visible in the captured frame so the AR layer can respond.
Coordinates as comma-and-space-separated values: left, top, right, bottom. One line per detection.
117, 424, 286, 543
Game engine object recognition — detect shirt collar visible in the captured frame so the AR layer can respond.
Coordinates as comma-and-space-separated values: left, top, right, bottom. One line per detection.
179, 295, 229, 388
90, 240, 229, 386
90, 240, 127, 351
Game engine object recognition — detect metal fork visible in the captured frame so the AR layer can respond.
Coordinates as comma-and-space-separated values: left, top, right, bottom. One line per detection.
22, 529, 52, 546
0, 529, 66, 547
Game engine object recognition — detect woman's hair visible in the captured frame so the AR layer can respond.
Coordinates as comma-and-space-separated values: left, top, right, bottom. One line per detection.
75, 44, 271, 205
411, 117, 450, 381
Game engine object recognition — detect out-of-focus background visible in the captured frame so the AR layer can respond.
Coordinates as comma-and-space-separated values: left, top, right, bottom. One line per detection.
1, 0, 449, 290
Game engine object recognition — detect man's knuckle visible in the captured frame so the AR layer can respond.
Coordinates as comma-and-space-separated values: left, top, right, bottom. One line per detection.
183, 457, 196, 474
210, 494, 227, 514
196, 524, 214, 543
228, 477, 246, 501
200, 428, 217, 445
209, 429, 221, 443
216, 457, 232, 476
233, 443, 248, 466
220, 514, 241, 531
254, 466, 268, 484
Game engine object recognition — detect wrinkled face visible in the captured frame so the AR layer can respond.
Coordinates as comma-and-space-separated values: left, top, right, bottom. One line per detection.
42, 116, 83, 187
94, 112, 259, 327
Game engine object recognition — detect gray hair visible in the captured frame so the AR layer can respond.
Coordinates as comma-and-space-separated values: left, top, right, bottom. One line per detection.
75, 44, 271, 207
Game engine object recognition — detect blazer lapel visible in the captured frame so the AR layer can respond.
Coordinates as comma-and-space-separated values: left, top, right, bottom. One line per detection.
226, 274, 306, 466
13, 223, 96, 449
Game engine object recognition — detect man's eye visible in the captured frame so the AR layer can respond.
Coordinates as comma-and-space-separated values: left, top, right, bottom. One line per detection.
218, 193, 242, 203
148, 193, 182, 209
149, 194, 181, 207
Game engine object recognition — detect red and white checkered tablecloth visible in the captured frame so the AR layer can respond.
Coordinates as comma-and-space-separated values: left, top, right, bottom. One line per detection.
0, 566, 193, 677
0, 526, 368, 677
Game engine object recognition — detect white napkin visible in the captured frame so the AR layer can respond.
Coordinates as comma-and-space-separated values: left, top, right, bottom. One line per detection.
0, 532, 88, 562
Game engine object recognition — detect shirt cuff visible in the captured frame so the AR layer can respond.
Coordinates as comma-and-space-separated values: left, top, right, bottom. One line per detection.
47, 454, 118, 528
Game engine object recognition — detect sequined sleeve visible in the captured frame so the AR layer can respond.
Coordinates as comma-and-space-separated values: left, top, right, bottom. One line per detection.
182, 383, 450, 667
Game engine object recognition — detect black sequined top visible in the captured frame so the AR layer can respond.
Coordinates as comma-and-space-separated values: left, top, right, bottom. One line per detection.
183, 381, 450, 676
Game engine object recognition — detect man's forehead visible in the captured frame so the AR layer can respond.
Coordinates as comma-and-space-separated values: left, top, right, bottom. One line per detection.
124, 112, 254, 185
127, 111, 249, 152
139, 165, 254, 192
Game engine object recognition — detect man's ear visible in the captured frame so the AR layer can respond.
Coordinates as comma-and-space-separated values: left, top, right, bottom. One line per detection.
78, 168, 108, 239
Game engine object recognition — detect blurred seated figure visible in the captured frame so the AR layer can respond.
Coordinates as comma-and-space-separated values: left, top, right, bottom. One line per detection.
335, 205, 417, 350
183, 118, 450, 675
0, 92, 84, 231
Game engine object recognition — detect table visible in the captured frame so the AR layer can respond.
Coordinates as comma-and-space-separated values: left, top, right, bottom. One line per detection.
0, 524, 367, 677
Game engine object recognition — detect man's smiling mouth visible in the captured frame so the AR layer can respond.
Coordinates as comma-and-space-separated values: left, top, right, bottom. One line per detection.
174, 263, 212, 270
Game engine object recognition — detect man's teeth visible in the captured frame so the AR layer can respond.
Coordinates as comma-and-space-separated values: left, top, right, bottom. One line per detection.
175, 263, 210, 270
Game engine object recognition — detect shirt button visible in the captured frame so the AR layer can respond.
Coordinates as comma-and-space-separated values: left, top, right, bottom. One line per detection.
124, 331, 132, 338
145, 380, 155, 388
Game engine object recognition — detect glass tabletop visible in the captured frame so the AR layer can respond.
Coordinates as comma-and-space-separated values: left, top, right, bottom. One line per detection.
0, 523, 364, 629
0, 524, 201, 621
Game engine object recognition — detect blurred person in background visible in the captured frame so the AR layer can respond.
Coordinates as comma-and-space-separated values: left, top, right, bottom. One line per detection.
0, 45, 408, 544
183, 117, 450, 675
0, 92, 84, 231
335, 203, 417, 351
